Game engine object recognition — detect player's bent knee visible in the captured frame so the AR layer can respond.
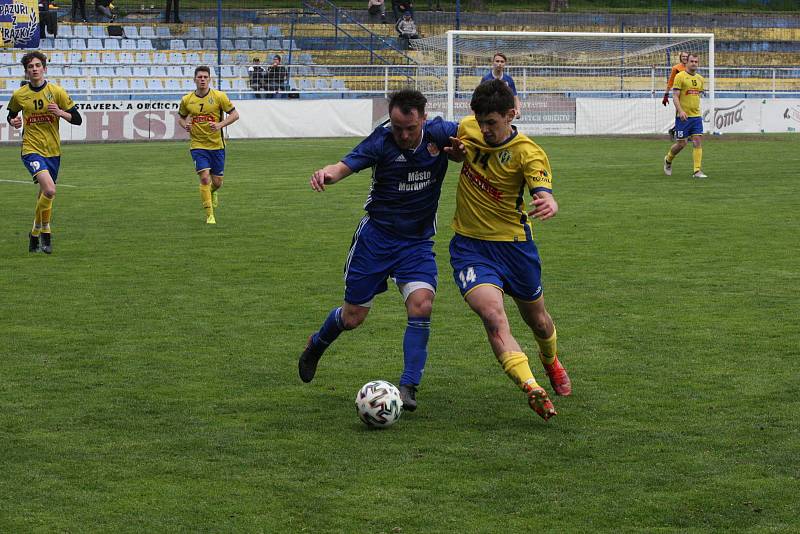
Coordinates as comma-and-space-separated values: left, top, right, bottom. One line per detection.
341, 308, 369, 330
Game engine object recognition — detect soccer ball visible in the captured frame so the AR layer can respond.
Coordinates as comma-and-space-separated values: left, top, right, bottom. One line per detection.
355, 380, 403, 428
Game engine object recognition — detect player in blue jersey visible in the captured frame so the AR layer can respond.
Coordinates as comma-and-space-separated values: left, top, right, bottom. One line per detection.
298, 89, 462, 412
480, 52, 521, 119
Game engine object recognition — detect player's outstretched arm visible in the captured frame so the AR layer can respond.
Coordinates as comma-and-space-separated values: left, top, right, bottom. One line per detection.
528, 191, 559, 221
310, 161, 353, 192
444, 136, 466, 162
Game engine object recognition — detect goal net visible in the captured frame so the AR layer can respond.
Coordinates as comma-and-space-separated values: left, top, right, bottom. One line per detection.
410, 31, 715, 136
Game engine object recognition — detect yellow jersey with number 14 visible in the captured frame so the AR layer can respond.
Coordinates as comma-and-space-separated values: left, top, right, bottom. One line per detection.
178, 88, 235, 150
674, 70, 705, 118
7, 81, 75, 157
452, 115, 553, 242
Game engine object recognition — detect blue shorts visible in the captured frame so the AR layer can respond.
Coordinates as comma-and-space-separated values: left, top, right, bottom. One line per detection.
344, 217, 438, 306
449, 233, 543, 302
674, 116, 703, 139
191, 148, 225, 176
22, 153, 60, 183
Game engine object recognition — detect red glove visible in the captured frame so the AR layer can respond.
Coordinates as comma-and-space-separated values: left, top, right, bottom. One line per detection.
662, 94, 670, 106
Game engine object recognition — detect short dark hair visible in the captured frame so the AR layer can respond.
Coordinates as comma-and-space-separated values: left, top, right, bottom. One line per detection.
687, 53, 699, 61
273, 54, 281, 62
388, 89, 427, 116
493, 52, 507, 62
470, 79, 515, 116
21, 51, 47, 69
194, 65, 211, 76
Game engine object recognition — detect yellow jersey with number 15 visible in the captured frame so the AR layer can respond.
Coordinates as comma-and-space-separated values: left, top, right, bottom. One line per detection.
452, 116, 554, 242
7, 81, 75, 157
673, 70, 705, 118
178, 88, 235, 150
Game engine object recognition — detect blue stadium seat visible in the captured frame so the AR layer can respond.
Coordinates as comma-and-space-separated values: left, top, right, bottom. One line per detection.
64, 66, 82, 77
60, 78, 77, 90
235, 25, 250, 39
70, 38, 87, 50
266, 39, 281, 50
168, 52, 183, 63
47, 65, 64, 76
78, 78, 92, 91
91, 26, 106, 39
221, 39, 234, 50
165, 78, 181, 90
1, 52, 15, 64
152, 52, 168, 64
200, 52, 215, 64
115, 66, 132, 76
68, 52, 83, 64
73, 26, 90, 39
49, 52, 66, 64
121, 39, 137, 50
140, 26, 156, 39
289, 78, 301, 91
58, 25, 73, 38
54, 38, 69, 49
203, 27, 216, 39
82, 66, 98, 76
123, 25, 139, 38
332, 78, 346, 90
87, 38, 103, 50
283, 39, 299, 50
150, 66, 167, 77
232, 78, 246, 90
170, 39, 186, 50
186, 39, 202, 50
186, 52, 200, 63
98, 66, 115, 76
219, 79, 232, 91
202, 39, 216, 50
181, 79, 195, 90
39, 38, 54, 50
187, 26, 203, 39
315, 78, 329, 90
137, 40, 154, 50
300, 79, 314, 91
267, 25, 282, 37
94, 78, 111, 90
167, 66, 183, 77
156, 26, 171, 38
131, 78, 146, 91
235, 39, 250, 50
118, 52, 134, 64
220, 65, 236, 78
133, 66, 149, 77
113, 78, 129, 90
104, 39, 120, 50
135, 52, 152, 64
251, 39, 265, 51
147, 79, 164, 90
85, 52, 101, 64
251, 26, 266, 39
101, 52, 118, 65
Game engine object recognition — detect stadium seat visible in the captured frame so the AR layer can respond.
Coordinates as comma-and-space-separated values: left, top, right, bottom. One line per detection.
289, 78, 301, 91
68, 52, 84, 64
150, 66, 167, 77
186, 39, 202, 50
167, 66, 183, 78
251, 39, 265, 51
220, 65, 236, 78
250, 26, 265, 39
170, 39, 186, 50
91, 26, 106, 39
0, 66, 11, 77
221, 39, 235, 50
47, 65, 64, 77
186, 52, 200, 64
219, 79, 232, 91
131, 78, 146, 91
202, 39, 216, 50
58, 25, 73, 38
165, 78, 181, 90
49, 52, 66, 64
113, 78, 129, 90
123, 26, 139, 38
139, 26, 156, 39
0, 52, 13, 64
298, 53, 313, 64
156, 26, 171, 38
82, 66, 98, 76
133, 66, 150, 77
98, 66, 115, 76
137, 40, 154, 50
315, 78, 329, 90
54, 37, 69, 49
300, 79, 314, 91
234, 39, 250, 50
181, 79, 195, 90
267, 25, 282, 37
60, 78, 77, 90
203, 27, 216, 39
73, 26, 90, 39
77, 78, 92, 91
283, 39, 299, 50
122, 39, 138, 50
232, 78, 247, 90
64, 66, 82, 77
39, 38, 54, 50
85, 52, 101, 64
87, 39, 103, 50
95, 78, 111, 90
187, 26, 203, 39
116, 66, 132, 77
70, 38, 87, 50
168, 52, 182, 63
235, 25, 250, 39
266, 39, 281, 50
101, 52, 118, 65
135, 52, 152, 64
104, 39, 120, 50
147, 79, 164, 90
293, 65, 311, 76
118, 52, 134, 64
152, 52, 168, 64
331, 78, 346, 90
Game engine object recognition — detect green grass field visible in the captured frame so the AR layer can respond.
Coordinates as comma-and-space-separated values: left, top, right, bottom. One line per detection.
1, 134, 798, 532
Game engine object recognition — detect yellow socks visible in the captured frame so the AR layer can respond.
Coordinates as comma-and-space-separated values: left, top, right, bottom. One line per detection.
665, 150, 675, 163
692, 147, 703, 172
535, 328, 558, 365
497, 351, 537, 390
35, 194, 54, 235
199, 183, 213, 217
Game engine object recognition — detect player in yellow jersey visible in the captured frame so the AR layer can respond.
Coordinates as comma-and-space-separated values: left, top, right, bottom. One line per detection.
7, 51, 83, 254
448, 79, 571, 421
177, 66, 240, 224
664, 53, 707, 179
662, 51, 689, 107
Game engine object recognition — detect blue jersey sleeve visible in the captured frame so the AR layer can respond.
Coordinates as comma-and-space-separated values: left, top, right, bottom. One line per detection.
426, 117, 459, 148
341, 126, 386, 172
505, 75, 518, 96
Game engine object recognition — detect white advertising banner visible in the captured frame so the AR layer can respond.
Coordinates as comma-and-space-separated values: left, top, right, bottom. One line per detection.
0, 98, 373, 143
576, 98, 800, 135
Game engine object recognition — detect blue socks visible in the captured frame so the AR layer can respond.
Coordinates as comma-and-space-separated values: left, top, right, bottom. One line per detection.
310, 307, 344, 354
401, 317, 430, 386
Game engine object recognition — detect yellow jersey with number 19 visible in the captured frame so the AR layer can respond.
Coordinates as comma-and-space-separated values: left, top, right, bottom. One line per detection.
7, 81, 75, 157
673, 70, 705, 118
178, 89, 235, 150
452, 115, 553, 242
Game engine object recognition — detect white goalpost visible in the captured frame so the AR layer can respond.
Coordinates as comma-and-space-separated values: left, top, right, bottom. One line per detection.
411, 30, 715, 136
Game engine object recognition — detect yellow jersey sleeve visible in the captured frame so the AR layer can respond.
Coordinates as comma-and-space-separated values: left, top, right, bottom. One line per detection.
217, 90, 235, 113
674, 71, 704, 118
11, 82, 68, 157
452, 116, 554, 242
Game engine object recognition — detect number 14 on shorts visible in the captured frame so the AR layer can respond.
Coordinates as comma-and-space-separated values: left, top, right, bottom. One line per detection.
459, 267, 477, 289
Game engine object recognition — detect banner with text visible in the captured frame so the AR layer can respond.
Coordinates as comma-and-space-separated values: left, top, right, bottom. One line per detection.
0, 0, 39, 49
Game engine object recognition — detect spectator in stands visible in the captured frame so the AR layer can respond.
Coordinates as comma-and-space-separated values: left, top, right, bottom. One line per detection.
391, 0, 413, 22
164, 0, 181, 23
549, 0, 568, 11
95, 0, 117, 22
265, 54, 288, 98
71, 0, 88, 22
38, 0, 58, 37
248, 57, 267, 98
396, 12, 419, 50
480, 52, 521, 119
367, 0, 387, 24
